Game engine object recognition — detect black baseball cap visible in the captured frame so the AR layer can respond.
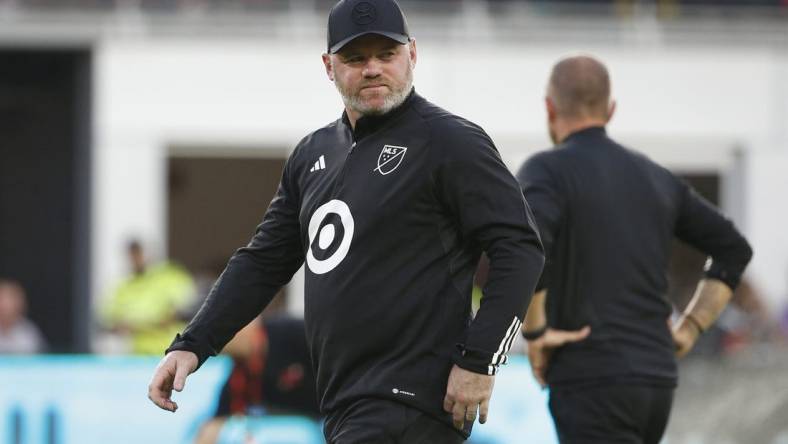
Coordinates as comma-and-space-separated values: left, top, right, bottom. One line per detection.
327, 0, 410, 54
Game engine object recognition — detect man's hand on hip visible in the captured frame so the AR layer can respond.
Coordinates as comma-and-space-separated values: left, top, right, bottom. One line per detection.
672, 316, 701, 358
147, 350, 198, 412
526, 326, 590, 388
443, 364, 495, 430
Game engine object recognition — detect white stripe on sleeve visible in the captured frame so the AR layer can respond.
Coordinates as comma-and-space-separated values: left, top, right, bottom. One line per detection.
491, 317, 521, 367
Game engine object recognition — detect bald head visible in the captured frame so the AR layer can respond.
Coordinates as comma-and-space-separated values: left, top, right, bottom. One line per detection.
548, 55, 611, 120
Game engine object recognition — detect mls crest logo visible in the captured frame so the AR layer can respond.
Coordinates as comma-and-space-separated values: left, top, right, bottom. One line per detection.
373, 145, 408, 175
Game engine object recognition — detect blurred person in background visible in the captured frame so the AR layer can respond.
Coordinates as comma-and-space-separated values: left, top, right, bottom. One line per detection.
101, 239, 195, 355
148, 0, 545, 442
0, 279, 46, 354
194, 315, 319, 444
517, 55, 753, 444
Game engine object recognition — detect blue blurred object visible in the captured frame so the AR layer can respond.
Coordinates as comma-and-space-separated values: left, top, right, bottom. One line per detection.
0, 354, 556, 444
470, 355, 558, 444
216, 416, 324, 444
0, 355, 231, 444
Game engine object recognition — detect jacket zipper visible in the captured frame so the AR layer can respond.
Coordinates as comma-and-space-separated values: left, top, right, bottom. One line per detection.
332, 140, 357, 196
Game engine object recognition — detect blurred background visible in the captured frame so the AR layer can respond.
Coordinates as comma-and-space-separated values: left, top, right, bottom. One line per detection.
1, 0, 787, 443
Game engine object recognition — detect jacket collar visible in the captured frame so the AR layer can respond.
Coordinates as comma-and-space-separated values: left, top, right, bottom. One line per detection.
563, 126, 607, 145
341, 88, 418, 142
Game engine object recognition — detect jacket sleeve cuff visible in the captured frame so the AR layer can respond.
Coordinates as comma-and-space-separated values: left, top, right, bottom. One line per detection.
703, 258, 743, 291
452, 345, 502, 376
165, 333, 215, 371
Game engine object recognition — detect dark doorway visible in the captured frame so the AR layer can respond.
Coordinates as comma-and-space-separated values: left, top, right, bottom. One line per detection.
167, 154, 288, 315
0, 49, 92, 352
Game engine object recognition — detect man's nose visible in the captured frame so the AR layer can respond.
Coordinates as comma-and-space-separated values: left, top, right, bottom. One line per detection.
362, 59, 382, 78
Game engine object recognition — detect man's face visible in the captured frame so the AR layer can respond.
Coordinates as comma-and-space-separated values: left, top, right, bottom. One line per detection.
324, 34, 416, 117
0, 286, 24, 327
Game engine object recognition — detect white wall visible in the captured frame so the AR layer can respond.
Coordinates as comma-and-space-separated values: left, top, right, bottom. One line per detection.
93, 36, 788, 316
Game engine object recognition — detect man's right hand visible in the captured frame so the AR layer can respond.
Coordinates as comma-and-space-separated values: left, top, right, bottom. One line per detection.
526, 326, 590, 388
443, 364, 495, 430
147, 350, 198, 412
672, 279, 732, 358
672, 317, 701, 358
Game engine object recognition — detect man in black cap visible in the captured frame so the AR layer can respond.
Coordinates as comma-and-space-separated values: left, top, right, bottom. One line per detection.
517, 55, 753, 444
147, 1, 545, 442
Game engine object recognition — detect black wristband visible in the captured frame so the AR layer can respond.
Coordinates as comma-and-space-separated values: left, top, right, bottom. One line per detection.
521, 326, 547, 341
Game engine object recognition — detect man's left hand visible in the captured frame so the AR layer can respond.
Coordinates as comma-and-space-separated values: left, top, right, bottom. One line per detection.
443, 365, 495, 430
526, 326, 590, 388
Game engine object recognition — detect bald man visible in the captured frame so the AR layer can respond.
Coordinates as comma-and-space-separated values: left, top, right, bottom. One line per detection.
0, 279, 45, 354
515, 56, 752, 443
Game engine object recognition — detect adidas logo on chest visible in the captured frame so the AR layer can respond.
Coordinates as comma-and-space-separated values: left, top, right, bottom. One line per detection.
310, 155, 326, 172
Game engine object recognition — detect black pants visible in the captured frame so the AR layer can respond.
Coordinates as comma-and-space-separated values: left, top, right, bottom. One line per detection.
324, 398, 466, 444
549, 384, 674, 444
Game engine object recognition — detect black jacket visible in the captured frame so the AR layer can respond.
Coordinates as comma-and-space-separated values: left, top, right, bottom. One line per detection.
169, 90, 544, 429
517, 126, 752, 388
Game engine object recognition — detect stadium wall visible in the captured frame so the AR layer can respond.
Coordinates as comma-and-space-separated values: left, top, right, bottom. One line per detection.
92, 38, 788, 318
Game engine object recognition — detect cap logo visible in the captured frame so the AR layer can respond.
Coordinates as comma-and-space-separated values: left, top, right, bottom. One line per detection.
351, 2, 377, 25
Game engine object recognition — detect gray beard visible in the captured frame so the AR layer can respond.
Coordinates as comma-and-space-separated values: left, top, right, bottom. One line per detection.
336, 70, 413, 117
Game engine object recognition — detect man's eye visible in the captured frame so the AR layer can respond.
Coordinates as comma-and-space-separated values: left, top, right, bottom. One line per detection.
345, 56, 364, 64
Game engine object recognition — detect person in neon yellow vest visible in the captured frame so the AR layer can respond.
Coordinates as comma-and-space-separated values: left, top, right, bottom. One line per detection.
102, 240, 195, 355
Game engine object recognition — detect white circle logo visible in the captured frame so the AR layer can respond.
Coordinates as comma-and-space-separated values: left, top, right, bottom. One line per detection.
306, 199, 354, 275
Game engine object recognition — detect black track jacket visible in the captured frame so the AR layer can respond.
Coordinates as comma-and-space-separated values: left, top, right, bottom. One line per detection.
168, 90, 545, 429
517, 126, 752, 388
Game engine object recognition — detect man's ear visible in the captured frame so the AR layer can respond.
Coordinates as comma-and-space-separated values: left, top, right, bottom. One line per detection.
408, 38, 417, 69
606, 100, 617, 123
322, 53, 334, 81
545, 97, 557, 122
